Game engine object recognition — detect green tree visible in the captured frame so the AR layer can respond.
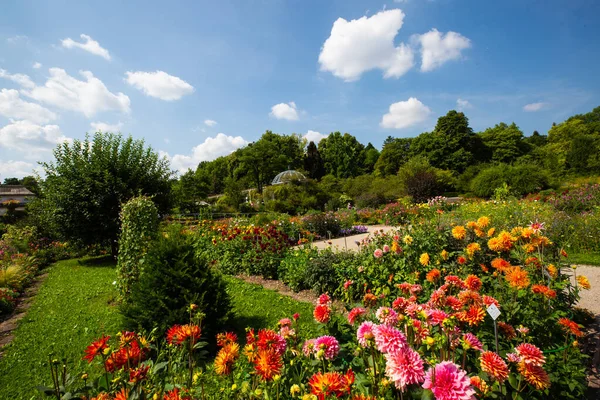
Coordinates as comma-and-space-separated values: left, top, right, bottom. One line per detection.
2, 177, 19, 185
172, 170, 209, 213
303, 141, 325, 180
237, 131, 303, 193
318, 132, 365, 178
374, 137, 412, 176
35, 132, 172, 256
362, 143, 380, 174
524, 131, 548, 148
410, 111, 477, 173
480, 122, 529, 163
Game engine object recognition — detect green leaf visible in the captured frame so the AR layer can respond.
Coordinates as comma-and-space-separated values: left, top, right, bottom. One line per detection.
421, 389, 434, 400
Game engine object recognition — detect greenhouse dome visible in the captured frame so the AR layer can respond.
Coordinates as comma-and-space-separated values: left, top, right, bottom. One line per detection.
271, 170, 306, 185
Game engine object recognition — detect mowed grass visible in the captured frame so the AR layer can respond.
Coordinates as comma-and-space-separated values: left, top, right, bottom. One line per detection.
0, 259, 318, 399
0, 257, 122, 400
570, 252, 600, 266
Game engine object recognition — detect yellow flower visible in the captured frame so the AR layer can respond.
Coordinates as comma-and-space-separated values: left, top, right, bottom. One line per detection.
547, 264, 558, 278
487, 227, 496, 237
577, 275, 591, 290
452, 226, 467, 240
466, 242, 481, 257
403, 235, 413, 245
440, 249, 449, 260
290, 384, 301, 397
420, 253, 430, 266
231, 384, 237, 391
477, 216, 490, 228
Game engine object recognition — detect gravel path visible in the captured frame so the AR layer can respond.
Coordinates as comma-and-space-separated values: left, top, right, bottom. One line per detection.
570, 265, 600, 316
308, 225, 397, 252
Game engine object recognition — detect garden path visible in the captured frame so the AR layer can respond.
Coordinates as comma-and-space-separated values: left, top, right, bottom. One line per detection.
308, 225, 396, 252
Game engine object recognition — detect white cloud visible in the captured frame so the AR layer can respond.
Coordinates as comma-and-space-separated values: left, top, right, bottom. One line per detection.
169, 133, 248, 172
204, 119, 217, 127
33, 62, 42, 69
270, 101, 299, 121
6, 35, 28, 45
0, 160, 37, 179
61, 34, 111, 60
0, 68, 35, 89
0, 89, 57, 124
23, 68, 130, 117
318, 9, 414, 81
125, 70, 194, 101
380, 97, 432, 129
303, 130, 328, 144
523, 102, 546, 112
456, 98, 472, 110
413, 29, 471, 72
90, 121, 123, 132
0, 120, 71, 156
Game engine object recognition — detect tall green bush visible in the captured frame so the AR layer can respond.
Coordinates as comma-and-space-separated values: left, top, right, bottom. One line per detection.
116, 196, 159, 299
121, 225, 231, 341
470, 164, 551, 198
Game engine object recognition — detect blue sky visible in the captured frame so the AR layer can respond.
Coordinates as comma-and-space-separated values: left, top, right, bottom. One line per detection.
1, 0, 599, 177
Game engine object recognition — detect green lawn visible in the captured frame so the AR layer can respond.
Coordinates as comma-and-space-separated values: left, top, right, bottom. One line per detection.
569, 252, 600, 266
0, 258, 318, 399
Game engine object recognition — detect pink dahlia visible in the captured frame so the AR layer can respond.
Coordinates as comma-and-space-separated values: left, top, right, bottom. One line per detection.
373, 324, 407, 354
314, 335, 340, 360
392, 297, 409, 313
357, 321, 376, 348
279, 326, 296, 339
385, 346, 425, 390
317, 293, 331, 306
376, 307, 398, 326
422, 361, 475, 400
506, 353, 521, 363
461, 333, 483, 351
374, 249, 384, 258
515, 343, 545, 367
428, 309, 449, 326
383, 244, 390, 253
347, 307, 367, 325
302, 339, 316, 357
278, 318, 292, 328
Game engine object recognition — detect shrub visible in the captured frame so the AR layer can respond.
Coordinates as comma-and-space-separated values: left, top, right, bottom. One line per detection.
470, 164, 551, 198
121, 226, 231, 342
116, 196, 159, 299
304, 250, 355, 295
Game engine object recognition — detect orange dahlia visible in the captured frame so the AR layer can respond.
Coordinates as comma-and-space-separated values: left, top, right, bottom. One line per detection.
488, 231, 516, 252
515, 343, 545, 367
452, 226, 467, 240
577, 275, 591, 290
531, 284, 556, 299
470, 376, 489, 394
558, 318, 583, 337
253, 348, 283, 381
309, 370, 353, 399
166, 324, 201, 345
464, 275, 482, 291
216, 332, 238, 347
505, 266, 530, 290
491, 257, 510, 272
163, 388, 192, 400
426, 269, 441, 283
480, 351, 509, 383
363, 293, 378, 307
83, 335, 110, 363
518, 362, 550, 390
214, 343, 239, 375
314, 304, 331, 323
547, 264, 558, 278
457, 306, 485, 326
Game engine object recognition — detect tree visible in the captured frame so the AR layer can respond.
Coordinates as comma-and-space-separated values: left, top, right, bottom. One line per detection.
3, 177, 20, 185
480, 122, 529, 163
172, 170, 209, 213
236, 131, 304, 193
524, 131, 547, 148
318, 132, 365, 178
35, 132, 172, 256
410, 111, 477, 173
362, 143, 380, 174
374, 137, 412, 176
304, 141, 325, 180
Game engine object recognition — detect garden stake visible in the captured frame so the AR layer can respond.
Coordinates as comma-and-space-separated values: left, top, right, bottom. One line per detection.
493, 320, 499, 353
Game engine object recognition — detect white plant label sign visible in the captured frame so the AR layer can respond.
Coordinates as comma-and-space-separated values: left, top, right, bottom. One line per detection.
487, 304, 501, 320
